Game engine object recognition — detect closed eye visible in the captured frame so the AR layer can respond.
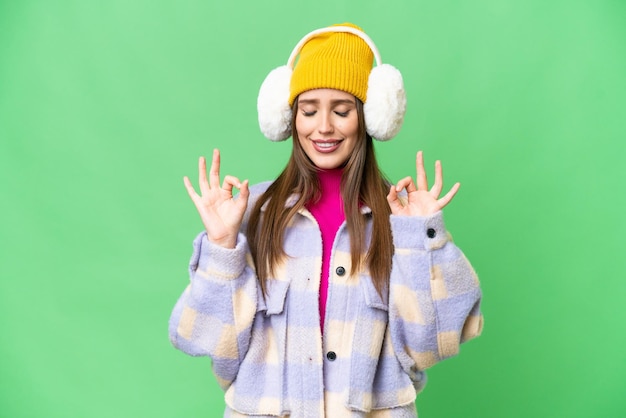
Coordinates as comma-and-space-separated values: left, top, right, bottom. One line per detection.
301, 110, 316, 117
334, 111, 349, 117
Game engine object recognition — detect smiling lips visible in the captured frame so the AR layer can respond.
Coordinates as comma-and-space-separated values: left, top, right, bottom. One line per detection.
312, 140, 342, 153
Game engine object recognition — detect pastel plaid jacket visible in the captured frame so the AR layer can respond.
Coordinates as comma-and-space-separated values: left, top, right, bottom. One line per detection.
169, 182, 483, 418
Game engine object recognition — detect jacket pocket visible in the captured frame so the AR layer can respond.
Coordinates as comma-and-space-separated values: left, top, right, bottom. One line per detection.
257, 279, 290, 315
361, 274, 388, 310
346, 277, 389, 411
346, 277, 417, 412
226, 279, 290, 416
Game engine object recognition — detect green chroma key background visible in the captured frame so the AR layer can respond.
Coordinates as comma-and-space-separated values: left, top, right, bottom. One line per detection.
1, 1, 625, 417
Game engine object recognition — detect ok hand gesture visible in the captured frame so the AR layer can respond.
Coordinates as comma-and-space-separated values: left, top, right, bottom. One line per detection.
183, 149, 249, 248
387, 151, 460, 217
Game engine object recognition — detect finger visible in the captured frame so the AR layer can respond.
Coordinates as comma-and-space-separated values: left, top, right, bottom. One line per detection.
386, 184, 403, 214
238, 179, 250, 197
221, 175, 243, 194
437, 182, 461, 209
387, 184, 397, 203
416, 151, 428, 191
198, 156, 210, 196
395, 176, 417, 193
183, 176, 200, 201
235, 180, 250, 209
431, 160, 443, 197
208, 149, 221, 189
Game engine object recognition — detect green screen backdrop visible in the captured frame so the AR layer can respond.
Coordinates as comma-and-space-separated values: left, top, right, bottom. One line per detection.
1, 1, 625, 417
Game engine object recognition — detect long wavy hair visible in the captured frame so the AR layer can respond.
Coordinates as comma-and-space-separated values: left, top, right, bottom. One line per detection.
247, 96, 393, 296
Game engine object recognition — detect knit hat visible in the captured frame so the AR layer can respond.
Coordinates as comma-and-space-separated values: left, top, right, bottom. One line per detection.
289, 23, 373, 105
258, 23, 406, 142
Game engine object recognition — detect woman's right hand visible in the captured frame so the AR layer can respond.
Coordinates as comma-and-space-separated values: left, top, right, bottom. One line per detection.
183, 149, 249, 248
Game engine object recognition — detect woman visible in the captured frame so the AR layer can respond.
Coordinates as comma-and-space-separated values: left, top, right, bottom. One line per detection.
169, 23, 483, 418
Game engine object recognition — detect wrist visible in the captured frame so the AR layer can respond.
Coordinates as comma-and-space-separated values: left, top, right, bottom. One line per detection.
207, 232, 237, 249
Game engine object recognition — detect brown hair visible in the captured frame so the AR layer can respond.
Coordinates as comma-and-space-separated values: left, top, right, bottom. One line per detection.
247, 97, 393, 296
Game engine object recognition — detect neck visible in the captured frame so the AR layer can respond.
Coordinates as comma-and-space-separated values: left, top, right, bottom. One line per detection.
316, 167, 343, 193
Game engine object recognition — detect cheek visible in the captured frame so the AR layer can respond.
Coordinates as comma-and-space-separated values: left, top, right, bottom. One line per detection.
341, 117, 359, 136
295, 119, 310, 149
344, 118, 360, 152
346, 138, 360, 155
297, 135, 308, 151
295, 120, 310, 140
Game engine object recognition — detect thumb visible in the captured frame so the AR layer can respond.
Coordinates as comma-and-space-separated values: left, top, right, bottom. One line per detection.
236, 180, 250, 207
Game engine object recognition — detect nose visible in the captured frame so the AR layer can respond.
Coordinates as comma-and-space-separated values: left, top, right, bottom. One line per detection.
318, 112, 334, 134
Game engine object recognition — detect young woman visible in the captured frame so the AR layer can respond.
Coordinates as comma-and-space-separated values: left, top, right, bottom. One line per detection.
169, 23, 483, 418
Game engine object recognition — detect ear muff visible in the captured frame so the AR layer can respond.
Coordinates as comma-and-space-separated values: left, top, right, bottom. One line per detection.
257, 26, 406, 142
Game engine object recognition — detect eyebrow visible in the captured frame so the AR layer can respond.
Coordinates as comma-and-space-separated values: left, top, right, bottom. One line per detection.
298, 98, 356, 105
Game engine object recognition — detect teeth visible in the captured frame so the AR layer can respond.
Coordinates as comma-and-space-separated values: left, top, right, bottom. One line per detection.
315, 142, 339, 148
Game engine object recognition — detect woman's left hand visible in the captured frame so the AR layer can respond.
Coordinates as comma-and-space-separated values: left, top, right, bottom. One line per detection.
387, 151, 460, 217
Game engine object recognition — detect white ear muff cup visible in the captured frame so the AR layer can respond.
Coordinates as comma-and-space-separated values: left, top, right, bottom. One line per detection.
364, 64, 406, 141
257, 65, 293, 142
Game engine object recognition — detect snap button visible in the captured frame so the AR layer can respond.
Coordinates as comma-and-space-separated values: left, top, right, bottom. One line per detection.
426, 228, 436, 238
326, 351, 337, 361
335, 266, 345, 276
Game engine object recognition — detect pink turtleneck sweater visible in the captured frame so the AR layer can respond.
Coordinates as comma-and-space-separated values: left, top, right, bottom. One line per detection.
306, 168, 345, 333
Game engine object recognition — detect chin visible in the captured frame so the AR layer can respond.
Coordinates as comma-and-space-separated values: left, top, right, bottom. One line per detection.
311, 159, 344, 170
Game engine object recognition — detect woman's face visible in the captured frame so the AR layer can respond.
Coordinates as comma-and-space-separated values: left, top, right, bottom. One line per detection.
295, 88, 360, 170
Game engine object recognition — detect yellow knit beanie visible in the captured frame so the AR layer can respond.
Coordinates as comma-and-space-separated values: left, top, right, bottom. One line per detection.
289, 23, 373, 105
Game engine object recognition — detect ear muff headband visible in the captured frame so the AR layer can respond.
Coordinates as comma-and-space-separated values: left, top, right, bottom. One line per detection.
257, 26, 406, 142
286, 26, 383, 69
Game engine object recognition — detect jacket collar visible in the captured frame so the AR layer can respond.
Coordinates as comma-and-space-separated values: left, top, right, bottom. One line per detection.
260, 193, 372, 215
